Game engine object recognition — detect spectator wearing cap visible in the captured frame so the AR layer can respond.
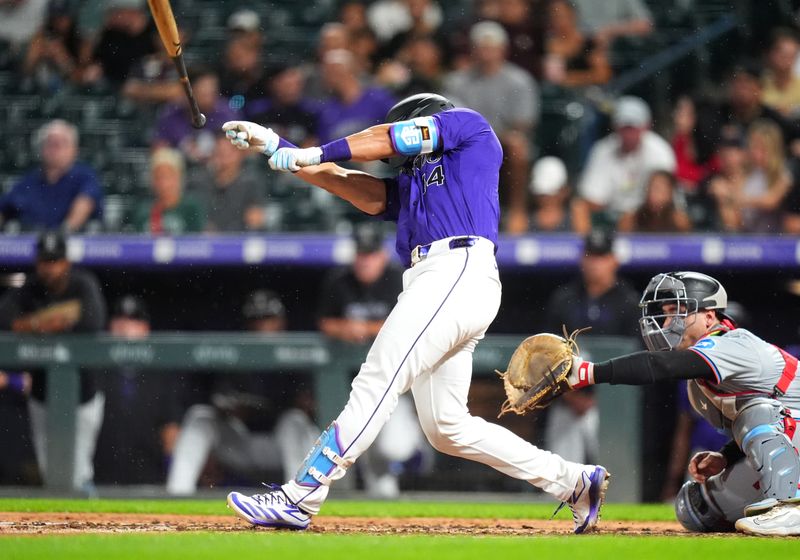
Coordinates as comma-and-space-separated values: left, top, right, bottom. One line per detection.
122, 26, 185, 106
444, 20, 540, 234
529, 156, 572, 231
0, 120, 103, 232
572, 95, 675, 233
217, 9, 265, 103
166, 289, 320, 495
318, 223, 401, 344
94, 295, 184, 485
187, 133, 265, 232
0, 231, 106, 492
617, 170, 691, 233
540, 228, 640, 466
133, 148, 204, 234
153, 66, 241, 164
82, 0, 156, 85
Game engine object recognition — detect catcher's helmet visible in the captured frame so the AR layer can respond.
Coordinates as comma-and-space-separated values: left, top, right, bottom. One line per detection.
384, 92, 454, 169
639, 271, 729, 351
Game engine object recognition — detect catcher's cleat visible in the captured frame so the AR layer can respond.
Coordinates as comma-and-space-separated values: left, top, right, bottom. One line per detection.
227, 484, 311, 530
564, 465, 610, 534
735, 499, 800, 536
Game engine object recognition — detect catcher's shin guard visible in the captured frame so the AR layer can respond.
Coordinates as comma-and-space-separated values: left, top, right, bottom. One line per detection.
294, 422, 352, 488
732, 399, 800, 502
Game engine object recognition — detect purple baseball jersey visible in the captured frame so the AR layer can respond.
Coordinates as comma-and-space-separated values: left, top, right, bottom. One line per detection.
381, 108, 502, 266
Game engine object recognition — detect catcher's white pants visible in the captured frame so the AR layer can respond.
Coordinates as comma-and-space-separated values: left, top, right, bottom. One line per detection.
283, 237, 585, 514
28, 392, 105, 490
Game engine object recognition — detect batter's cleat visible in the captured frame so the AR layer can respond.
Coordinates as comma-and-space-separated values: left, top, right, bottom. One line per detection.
565, 465, 610, 534
735, 499, 800, 536
227, 484, 311, 530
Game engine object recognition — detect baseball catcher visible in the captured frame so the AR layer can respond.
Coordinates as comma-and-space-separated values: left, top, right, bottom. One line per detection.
508, 271, 800, 536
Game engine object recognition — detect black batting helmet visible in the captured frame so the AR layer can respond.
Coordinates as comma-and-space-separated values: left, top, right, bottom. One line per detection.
384, 93, 454, 169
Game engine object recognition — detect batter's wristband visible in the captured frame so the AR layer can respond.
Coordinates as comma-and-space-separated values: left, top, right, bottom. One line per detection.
7, 372, 26, 394
320, 138, 352, 163
278, 138, 299, 150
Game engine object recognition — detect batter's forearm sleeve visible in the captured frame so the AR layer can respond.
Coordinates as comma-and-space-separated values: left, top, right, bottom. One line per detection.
593, 350, 716, 385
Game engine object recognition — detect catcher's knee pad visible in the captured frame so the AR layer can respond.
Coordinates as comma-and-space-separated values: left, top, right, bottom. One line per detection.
675, 480, 734, 532
732, 399, 800, 501
294, 422, 352, 488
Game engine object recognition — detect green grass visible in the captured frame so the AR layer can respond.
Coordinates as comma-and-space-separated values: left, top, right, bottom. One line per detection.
1, 498, 792, 560
0, 497, 674, 521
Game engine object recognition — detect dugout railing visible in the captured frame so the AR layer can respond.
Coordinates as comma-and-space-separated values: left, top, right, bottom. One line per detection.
0, 333, 641, 500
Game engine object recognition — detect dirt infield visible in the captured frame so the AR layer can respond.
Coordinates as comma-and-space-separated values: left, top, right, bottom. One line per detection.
0, 511, 691, 536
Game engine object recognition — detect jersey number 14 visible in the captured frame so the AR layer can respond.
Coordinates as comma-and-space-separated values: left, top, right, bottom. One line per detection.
424, 165, 445, 192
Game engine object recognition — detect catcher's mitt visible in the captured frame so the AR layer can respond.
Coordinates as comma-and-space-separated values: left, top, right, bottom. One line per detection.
497, 327, 588, 417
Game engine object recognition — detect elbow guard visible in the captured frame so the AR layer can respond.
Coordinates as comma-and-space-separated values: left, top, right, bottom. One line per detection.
389, 116, 440, 156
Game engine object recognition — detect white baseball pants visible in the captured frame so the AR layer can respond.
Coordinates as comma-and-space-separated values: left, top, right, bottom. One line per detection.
283, 237, 586, 514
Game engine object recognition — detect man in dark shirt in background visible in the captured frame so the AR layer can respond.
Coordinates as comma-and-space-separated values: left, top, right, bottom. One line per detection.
0, 231, 106, 492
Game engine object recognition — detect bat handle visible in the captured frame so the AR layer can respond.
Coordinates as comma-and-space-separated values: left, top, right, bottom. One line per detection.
171, 54, 206, 129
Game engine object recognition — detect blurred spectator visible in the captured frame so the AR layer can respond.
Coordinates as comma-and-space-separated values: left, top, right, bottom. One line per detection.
246, 64, 320, 148
0, 120, 103, 232
82, 0, 155, 85
339, 0, 369, 36
351, 27, 380, 74
542, 229, 640, 464
529, 156, 571, 231
376, 35, 445, 96
153, 66, 240, 163
367, 0, 443, 44
22, 0, 87, 90
694, 63, 800, 165
121, 30, 183, 106
318, 223, 430, 497
303, 22, 350, 100
784, 172, 800, 233
166, 290, 319, 495
188, 134, 265, 232
572, 96, 675, 233
724, 120, 792, 233
133, 148, 204, 234
762, 28, 800, 118
217, 10, 265, 103
0, 231, 107, 493
544, 0, 611, 88
94, 295, 183, 485
670, 96, 714, 191
617, 170, 692, 233
316, 49, 396, 144
377, 0, 447, 63
691, 127, 749, 231
0, 0, 48, 55
492, 0, 546, 80
571, 0, 653, 46
444, 21, 539, 234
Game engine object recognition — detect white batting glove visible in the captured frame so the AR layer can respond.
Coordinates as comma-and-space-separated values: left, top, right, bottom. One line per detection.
567, 356, 594, 390
268, 147, 323, 172
222, 121, 280, 156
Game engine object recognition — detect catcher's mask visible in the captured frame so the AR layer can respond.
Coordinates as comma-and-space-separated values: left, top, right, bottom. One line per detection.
639, 271, 728, 352
383, 92, 454, 170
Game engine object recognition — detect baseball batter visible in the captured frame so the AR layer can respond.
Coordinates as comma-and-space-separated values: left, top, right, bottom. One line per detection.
561, 271, 800, 536
220, 93, 609, 533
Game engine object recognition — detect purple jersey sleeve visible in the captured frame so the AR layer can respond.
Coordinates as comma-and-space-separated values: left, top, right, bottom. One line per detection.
432, 108, 499, 154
